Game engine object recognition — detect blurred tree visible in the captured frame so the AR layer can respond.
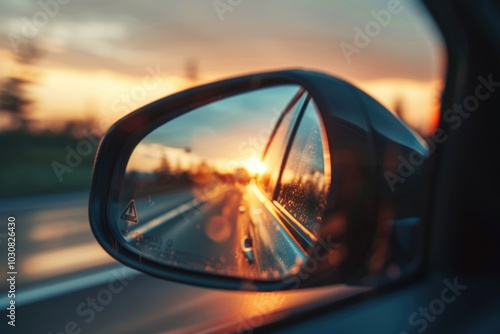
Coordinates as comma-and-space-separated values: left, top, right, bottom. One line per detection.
61, 120, 89, 138
159, 153, 172, 174
0, 78, 31, 128
184, 58, 199, 83
0, 43, 40, 129
156, 152, 173, 185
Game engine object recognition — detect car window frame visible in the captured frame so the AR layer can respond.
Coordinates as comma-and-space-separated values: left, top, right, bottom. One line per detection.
274, 99, 332, 218
274, 98, 332, 238
257, 89, 308, 198
255, 95, 333, 252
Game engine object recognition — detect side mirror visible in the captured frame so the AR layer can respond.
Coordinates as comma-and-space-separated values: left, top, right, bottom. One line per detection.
89, 70, 428, 291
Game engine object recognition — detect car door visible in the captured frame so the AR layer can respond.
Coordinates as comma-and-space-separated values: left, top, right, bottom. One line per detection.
246, 92, 331, 277
274, 98, 331, 253
244, 89, 309, 277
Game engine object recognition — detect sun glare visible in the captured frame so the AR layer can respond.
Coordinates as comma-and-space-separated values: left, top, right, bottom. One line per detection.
243, 156, 266, 176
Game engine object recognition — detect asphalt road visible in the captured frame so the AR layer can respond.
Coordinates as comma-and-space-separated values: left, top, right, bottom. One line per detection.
0, 191, 365, 334
123, 184, 260, 279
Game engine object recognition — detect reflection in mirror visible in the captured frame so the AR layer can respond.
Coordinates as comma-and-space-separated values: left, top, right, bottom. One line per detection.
110, 85, 331, 281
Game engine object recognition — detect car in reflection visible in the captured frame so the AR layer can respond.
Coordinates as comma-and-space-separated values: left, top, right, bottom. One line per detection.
241, 235, 255, 264
243, 88, 331, 277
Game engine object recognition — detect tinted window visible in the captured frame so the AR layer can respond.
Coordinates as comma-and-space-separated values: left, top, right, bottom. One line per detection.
257, 92, 307, 197
277, 100, 330, 234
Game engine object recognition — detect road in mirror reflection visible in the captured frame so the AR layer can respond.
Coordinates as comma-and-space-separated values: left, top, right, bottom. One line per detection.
112, 85, 331, 280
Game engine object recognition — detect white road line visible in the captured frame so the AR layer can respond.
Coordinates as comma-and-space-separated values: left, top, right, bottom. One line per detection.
0, 265, 141, 308
124, 198, 204, 242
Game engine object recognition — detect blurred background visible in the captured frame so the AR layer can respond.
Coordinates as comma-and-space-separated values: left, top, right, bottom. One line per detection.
0, 0, 444, 198
0, 0, 445, 332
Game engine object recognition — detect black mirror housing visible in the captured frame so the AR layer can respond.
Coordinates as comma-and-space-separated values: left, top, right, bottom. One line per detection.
89, 69, 427, 291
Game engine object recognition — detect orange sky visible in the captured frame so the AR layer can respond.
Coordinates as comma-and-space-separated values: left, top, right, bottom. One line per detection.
16, 65, 442, 135
0, 0, 445, 135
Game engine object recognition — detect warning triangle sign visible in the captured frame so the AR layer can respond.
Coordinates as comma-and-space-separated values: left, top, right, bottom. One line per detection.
121, 200, 138, 224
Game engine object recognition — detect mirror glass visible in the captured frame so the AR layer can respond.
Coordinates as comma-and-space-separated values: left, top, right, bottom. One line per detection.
109, 85, 332, 280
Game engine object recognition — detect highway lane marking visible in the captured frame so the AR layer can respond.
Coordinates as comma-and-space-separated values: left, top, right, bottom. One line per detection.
21, 242, 116, 279
124, 198, 205, 242
0, 265, 141, 308
29, 220, 90, 242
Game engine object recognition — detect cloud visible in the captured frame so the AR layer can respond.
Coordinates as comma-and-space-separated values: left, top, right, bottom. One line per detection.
44, 20, 129, 58
0, 0, 442, 81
